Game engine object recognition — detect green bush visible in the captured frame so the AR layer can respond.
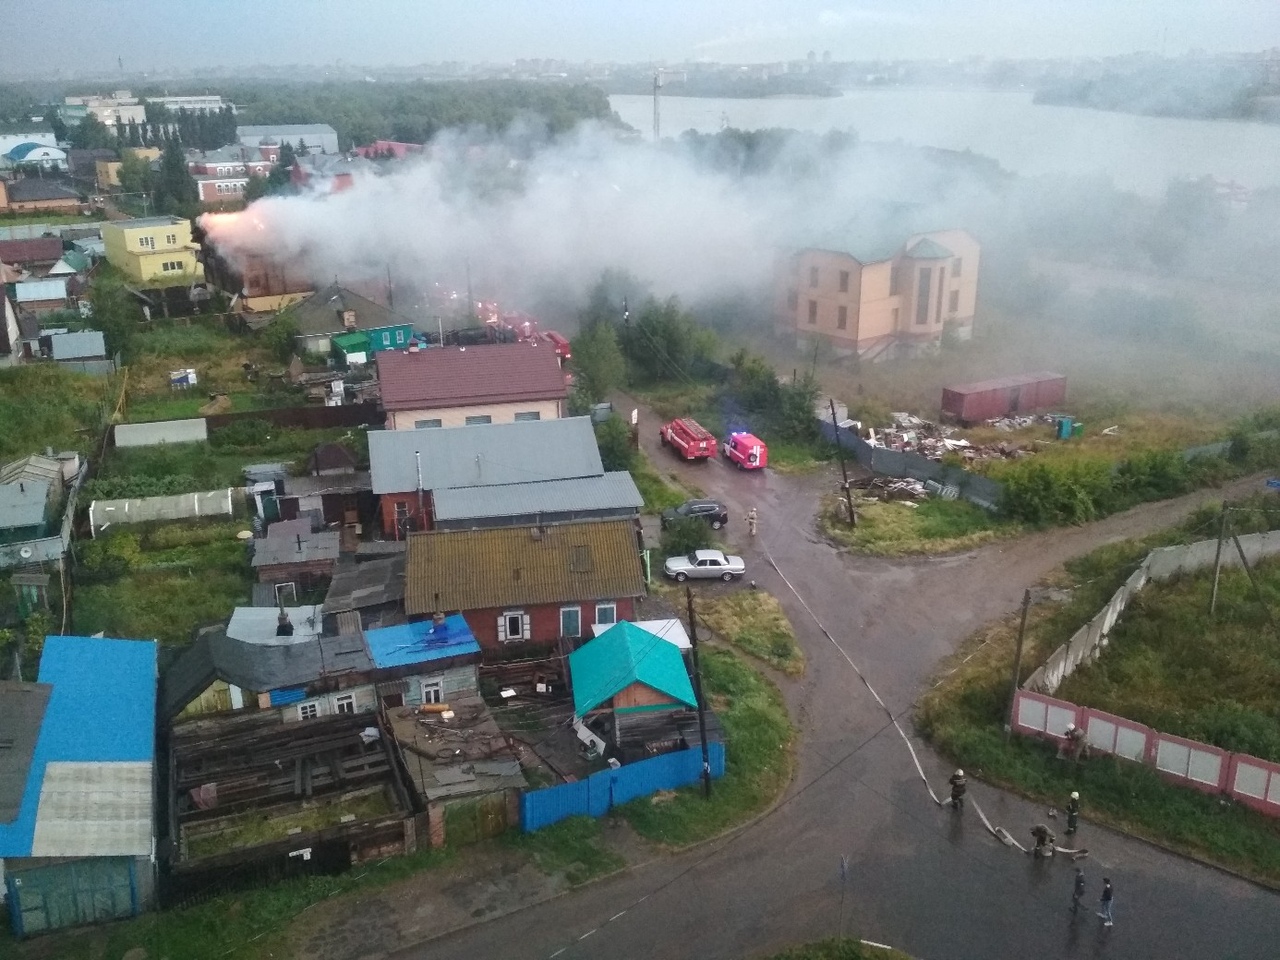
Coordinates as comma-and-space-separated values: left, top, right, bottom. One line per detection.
660, 516, 715, 558
80, 531, 143, 578
83, 474, 201, 500
594, 415, 637, 472
209, 419, 275, 449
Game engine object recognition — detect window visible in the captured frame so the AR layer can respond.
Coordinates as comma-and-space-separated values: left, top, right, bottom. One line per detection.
297, 701, 320, 720
595, 602, 617, 626
394, 501, 410, 521
161, 261, 172, 272
560, 605, 581, 638
786, 289, 797, 310
415, 419, 442, 429
915, 268, 932, 326
808, 266, 819, 288
334, 693, 355, 715
837, 306, 848, 330
381, 332, 392, 347
889, 265, 901, 296
514, 411, 541, 422
165, 233, 177, 245
951, 258, 962, 277
274, 582, 297, 605
138, 235, 155, 250
501, 610, 530, 642
936, 268, 945, 324
465, 415, 492, 426
420, 679, 443, 704
395, 329, 406, 345
807, 300, 818, 325
838, 270, 849, 293
949, 290, 960, 313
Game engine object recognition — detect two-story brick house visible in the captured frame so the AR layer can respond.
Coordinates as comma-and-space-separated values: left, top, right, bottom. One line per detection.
187, 145, 278, 204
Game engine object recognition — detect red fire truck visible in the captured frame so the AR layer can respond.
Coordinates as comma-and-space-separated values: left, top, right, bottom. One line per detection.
723, 431, 768, 470
660, 418, 716, 461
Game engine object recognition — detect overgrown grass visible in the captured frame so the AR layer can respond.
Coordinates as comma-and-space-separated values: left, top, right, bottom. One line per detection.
821, 497, 1015, 556
632, 454, 689, 514
504, 816, 625, 886
916, 495, 1280, 885
185, 791, 394, 859
768, 939, 915, 960
2, 847, 456, 960
698, 589, 806, 677
0, 364, 113, 460
767, 438, 836, 473
620, 646, 794, 846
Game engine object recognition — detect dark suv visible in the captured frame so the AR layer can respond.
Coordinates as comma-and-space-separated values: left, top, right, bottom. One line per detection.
660, 499, 730, 530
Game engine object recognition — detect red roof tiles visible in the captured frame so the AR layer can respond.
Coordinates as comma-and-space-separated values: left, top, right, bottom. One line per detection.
376, 342, 568, 412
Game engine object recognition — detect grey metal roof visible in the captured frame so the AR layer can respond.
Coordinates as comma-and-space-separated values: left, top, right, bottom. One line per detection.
282, 471, 371, 497
47, 330, 105, 360
0, 681, 51, 824
0, 454, 63, 488
322, 556, 406, 613
368, 417, 602, 495
0, 480, 50, 529
432, 471, 642, 522
114, 418, 208, 447
290, 284, 411, 337
251, 530, 341, 567
14, 278, 67, 303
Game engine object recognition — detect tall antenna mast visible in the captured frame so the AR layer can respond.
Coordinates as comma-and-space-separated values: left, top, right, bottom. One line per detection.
652, 69, 662, 142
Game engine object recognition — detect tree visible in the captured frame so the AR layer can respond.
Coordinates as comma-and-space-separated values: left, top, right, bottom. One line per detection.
267, 140, 296, 190
261, 312, 300, 362
243, 174, 270, 203
295, 138, 310, 157
593, 415, 636, 472
117, 149, 153, 197
618, 297, 717, 385
48, 114, 67, 143
153, 140, 199, 216
86, 272, 140, 360
569, 322, 626, 403
660, 517, 714, 559
68, 114, 115, 150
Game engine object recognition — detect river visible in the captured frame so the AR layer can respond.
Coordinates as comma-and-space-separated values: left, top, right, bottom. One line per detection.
610, 89, 1280, 196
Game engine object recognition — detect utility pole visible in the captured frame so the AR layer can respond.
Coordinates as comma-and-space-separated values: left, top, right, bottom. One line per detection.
685, 586, 712, 799
1209, 503, 1228, 615
830, 399, 857, 528
652, 70, 662, 141
1004, 589, 1032, 741
1230, 529, 1277, 630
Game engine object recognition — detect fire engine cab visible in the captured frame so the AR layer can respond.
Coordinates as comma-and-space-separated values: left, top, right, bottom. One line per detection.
660, 418, 716, 460
723, 431, 767, 470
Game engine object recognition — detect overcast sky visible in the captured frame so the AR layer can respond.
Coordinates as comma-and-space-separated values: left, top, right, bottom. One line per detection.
8, 0, 1280, 75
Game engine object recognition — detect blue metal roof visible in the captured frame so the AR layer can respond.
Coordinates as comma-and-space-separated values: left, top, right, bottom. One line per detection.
363, 615, 481, 669
0, 635, 157, 857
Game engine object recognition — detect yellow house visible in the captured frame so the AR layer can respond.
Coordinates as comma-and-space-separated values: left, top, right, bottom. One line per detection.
101, 215, 205, 285
95, 146, 161, 190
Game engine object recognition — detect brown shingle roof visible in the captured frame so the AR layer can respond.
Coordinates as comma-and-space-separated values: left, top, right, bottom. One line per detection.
404, 520, 644, 615
0, 237, 63, 267
377, 342, 567, 412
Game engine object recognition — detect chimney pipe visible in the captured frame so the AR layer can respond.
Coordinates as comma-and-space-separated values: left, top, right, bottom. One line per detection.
276, 612, 294, 637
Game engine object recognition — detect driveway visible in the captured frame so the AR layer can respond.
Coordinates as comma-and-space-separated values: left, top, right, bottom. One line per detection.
397, 399, 1278, 960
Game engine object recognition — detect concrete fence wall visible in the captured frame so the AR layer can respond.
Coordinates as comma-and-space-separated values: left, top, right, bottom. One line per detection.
1022, 529, 1280, 695
1011, 690, 1280, 817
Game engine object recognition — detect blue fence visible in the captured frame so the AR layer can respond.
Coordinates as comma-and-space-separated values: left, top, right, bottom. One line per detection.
818, 418, 1004, 510
521, 743, 727, 832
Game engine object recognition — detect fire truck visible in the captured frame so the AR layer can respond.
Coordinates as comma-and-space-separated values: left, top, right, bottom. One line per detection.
659, 418, 716, 461
722, 431, 768, 470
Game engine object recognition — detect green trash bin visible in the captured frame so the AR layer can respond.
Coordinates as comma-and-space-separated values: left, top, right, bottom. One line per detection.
1072, 422, 1085, 438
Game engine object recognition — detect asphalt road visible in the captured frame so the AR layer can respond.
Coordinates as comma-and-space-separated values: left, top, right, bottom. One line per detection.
398, 406, 1279, 960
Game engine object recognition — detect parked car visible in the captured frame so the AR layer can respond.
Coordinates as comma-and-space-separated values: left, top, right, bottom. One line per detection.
664, 549, 746, 582
660, 498, 730, 530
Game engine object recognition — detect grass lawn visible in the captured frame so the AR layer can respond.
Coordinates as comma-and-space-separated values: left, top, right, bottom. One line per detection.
0, 364, 116, 460
916, 495, 1280, 885
0, 212, 104, 227
820, 496, 1015, 557
632, 452, 691, 514
504, 816, 626, 886
768, 939, 915, 960
620, 646, 794, 846
697, 588, 806, 677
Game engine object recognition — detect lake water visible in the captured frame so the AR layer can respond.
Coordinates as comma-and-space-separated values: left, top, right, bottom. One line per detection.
610, 89, 1280, 196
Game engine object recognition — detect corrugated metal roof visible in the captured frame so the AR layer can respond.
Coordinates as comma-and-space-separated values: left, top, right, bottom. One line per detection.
0, 636, 157, 858
0, 682, 51, 824
114, 418, 208, 447
590, 618, 690, 651
0, 480, 50, 529
0, 454, 63, 487
369, 416, 601, 495
251, 530, 341, 567
569, 621, 697, 716
363, 615, 481, 669
375, 342, 567, 411
291, 283, 413, 337
283, 471, 371, 497
14, 278, 67, 303
943, 372, 1066, 395
323, 555, 405, 612
432, 471, 642, 522
404, 519, 644, 615
47, 330, 105, 359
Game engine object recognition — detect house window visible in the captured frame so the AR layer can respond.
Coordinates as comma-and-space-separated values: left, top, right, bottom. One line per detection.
952, 258, 962, 277
595, 602, 617, 626
394, 501, 411, 523
465, 415, 493, 426
807, 300, 817, 325
381, 332, 392, 347
949, 290, 960, 313
297, 701, 320, 720
395, 329, 406, 345
808, 266, 819, 288
560, 606, 581, 638
415, 419, 442, 429
889, 265, 901, 296
837, 306, 848, 330
838, 270, 849, 293
915, 268, 931, 325
786, 289, 797, 310
501, 610, 530, 642
138, 236, 155, 250
334, 693, 356, 715
514, 411, 541, 422
165, 233, 177, 245
274, 582, 297, 605
420, 679, 443, 704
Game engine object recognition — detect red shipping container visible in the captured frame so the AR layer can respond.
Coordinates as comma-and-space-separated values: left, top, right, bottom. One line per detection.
940, 372, 1067, 424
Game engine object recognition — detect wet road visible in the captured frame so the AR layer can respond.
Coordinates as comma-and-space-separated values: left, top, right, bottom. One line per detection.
398, 403, 1279, 960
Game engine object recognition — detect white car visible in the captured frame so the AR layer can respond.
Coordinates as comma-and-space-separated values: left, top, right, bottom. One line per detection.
664, 549, 746, 582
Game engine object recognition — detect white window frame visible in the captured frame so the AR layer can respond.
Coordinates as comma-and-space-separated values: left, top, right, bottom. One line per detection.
560, 605, 581, 638
420, 678, 443, 704
273, 582, 297, 605
594, 602, 617, 626
333, 693, 356, 715
500, 609, 530, 642
297, 701, 320, 720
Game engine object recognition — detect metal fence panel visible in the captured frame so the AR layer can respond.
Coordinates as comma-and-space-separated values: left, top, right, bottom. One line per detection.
520, 779, 590, 832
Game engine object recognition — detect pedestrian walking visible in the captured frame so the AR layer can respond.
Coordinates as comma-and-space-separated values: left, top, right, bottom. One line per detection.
1097, 878, 1115, 927
1070, 868, 1086, 914
948, 769, 967, 811
745, 507, 758, 537
1065, 791, 1081, 835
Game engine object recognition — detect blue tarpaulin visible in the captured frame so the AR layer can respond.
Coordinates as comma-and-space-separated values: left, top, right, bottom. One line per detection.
363, 615, 480, 669
268, 686, 306, 706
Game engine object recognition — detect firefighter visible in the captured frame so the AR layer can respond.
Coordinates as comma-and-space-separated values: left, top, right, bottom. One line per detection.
1065, 791, 1081, 835
948, 769, 967, 810
1031, 823, 1056, 858
745, 507, 758, 537
1058, 722, 1087, 761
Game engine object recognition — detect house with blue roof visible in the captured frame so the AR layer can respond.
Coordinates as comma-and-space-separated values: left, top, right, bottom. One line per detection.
0, 636, 158, 937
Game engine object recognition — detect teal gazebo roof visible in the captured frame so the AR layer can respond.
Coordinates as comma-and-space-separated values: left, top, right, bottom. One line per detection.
569, 620, 697, 716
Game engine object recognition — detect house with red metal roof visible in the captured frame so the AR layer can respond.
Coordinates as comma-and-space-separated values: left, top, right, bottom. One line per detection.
375, 341, 568, 431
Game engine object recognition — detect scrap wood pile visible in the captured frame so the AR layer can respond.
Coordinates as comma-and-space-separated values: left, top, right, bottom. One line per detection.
849, 475, 930, 502
865, 411, 1042, 464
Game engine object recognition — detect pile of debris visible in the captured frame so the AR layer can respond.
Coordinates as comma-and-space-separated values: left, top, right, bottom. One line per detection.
866, 412, 967, 460
985, 413, 1058, 432
849, 475, 930, 501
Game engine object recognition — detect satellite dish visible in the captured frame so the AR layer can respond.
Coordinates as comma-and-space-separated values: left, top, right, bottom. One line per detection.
19, 547, 33, 559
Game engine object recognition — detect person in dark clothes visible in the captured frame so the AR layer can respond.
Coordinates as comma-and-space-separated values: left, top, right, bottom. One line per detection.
1065, 791, 1081, 834
1031, 823, 1056, 857
948, 769, 967, 810
1071, 868, 1086, 914
1098, 878, 1115, 926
